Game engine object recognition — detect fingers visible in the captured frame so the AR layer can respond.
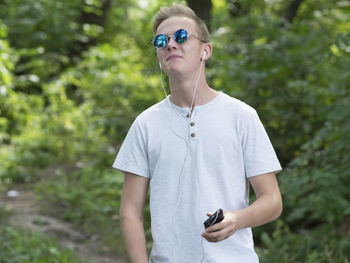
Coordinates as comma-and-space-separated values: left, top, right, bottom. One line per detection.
202, 222, 236, 242
202, 211, 239, 242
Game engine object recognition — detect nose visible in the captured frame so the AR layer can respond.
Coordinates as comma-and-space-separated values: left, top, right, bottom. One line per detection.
167, 36, 178, 50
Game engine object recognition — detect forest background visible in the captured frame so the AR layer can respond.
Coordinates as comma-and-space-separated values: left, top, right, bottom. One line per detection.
0, 0, 349, 262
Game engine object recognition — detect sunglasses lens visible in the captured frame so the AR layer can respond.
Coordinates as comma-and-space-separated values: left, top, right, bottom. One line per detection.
174, 29, 189, 44
153, 34, 168, 48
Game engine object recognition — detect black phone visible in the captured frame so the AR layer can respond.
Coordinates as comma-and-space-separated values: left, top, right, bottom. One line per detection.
203, 209, 224, 229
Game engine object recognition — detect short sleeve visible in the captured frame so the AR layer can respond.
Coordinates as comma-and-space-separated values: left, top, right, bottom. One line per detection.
240, 109, 282, 178
112, 116, 150, 178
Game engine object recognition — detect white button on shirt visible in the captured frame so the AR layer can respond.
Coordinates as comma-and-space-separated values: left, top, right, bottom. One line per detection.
114, 91, 282, 263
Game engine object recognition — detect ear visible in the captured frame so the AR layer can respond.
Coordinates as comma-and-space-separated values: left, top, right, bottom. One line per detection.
202, 43, 213, 61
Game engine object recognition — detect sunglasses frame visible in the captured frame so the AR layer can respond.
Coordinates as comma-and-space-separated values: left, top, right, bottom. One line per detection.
152, 28, 206, 49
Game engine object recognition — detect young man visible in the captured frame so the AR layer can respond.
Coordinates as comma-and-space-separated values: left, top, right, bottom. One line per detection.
114, 3, 282, 263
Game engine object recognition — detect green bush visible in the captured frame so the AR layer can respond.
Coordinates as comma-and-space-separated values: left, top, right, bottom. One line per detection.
0, 0, 84, 82
280, 94, 350, 229
0, 225, 83, 263
0, 89, 109, 184
61, 34, 163, 142
34, 166, 129, 256
257, 221, 350, 263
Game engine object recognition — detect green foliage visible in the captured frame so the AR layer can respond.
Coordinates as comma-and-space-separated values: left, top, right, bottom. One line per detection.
34, 166, 129, 256
0, 206, 12, 222
0, 0, 125, 89
280, 94, 350, 229
0, 0, 83, 53
0, 22, 14, 87
61, 34, 163, 141
0, 90, 109, 183
0, 0, 83, 83
102, 0, 137, 41
0, 225, 83, 263
1, 0, 350, 261
0, 21, 16, 142
257, 221, 350, 263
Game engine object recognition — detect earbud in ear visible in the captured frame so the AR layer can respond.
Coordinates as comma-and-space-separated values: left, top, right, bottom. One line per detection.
202, 51, 207, 60
159, 62, 162, 69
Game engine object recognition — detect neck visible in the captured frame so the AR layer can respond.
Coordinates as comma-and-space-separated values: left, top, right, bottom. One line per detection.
168, 68, 217, 109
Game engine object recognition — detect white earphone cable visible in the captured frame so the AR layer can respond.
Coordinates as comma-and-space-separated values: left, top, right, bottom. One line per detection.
189, 54, 205, 115
159, 54, 207, 263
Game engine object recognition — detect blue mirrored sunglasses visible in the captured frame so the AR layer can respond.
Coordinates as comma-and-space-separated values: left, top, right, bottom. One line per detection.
152, 28, 206, 49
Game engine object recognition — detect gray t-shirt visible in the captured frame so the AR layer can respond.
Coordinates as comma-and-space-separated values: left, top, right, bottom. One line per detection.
113, 91, 282, 263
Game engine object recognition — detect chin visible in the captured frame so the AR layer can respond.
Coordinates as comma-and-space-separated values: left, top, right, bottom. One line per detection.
165, 65, 184, 76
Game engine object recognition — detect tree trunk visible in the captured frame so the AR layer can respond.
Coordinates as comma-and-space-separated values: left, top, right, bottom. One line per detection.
186, 0, 213, 31
227, 0, 250, 17
80, 0, 111, 26
284, 0, 305, 23
77, 0, 111, 52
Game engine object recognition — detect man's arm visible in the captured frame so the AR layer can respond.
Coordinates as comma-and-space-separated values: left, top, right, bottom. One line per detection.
120, 172, 150, 262
202, 172, 282, 242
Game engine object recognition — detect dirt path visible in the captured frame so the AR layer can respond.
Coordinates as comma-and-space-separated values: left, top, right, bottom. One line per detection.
0, 185, 127, 263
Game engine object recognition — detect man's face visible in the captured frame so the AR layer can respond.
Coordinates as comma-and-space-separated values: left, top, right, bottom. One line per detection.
156, 16, 203, 76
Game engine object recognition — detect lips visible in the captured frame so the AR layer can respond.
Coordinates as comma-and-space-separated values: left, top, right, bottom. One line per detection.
166, 54, 183, 61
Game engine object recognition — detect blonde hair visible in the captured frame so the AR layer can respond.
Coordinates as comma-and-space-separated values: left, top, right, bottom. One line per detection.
152, 3, 210, 42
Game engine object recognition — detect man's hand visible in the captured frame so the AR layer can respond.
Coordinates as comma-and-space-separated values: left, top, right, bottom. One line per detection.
201, 210, 241, 242
202, 172, 282, 243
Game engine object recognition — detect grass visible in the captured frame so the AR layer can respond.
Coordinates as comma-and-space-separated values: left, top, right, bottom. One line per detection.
34, 166, 130, 258
0, 226, 85, 263
0, 207, 84, 263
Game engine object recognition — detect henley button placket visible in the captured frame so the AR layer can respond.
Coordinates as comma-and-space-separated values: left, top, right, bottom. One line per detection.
189, 118, 198, 141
